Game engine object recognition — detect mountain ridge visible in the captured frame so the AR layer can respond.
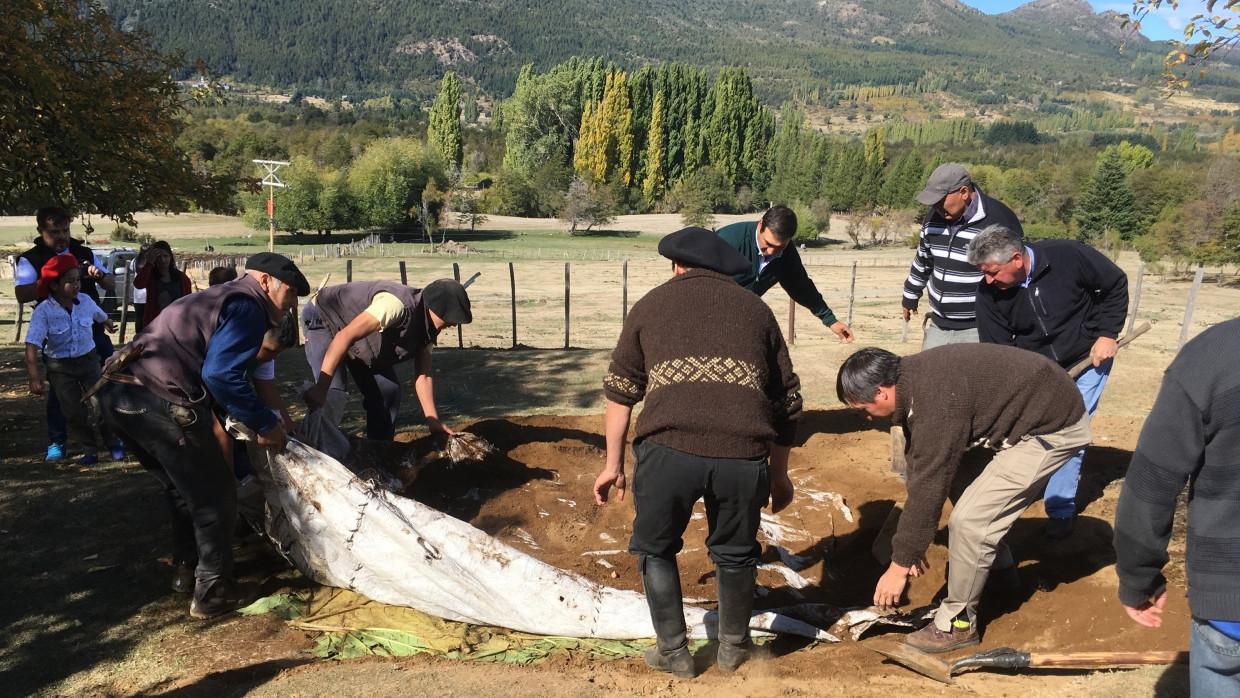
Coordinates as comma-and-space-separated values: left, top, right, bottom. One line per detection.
104, 0, 1161, 99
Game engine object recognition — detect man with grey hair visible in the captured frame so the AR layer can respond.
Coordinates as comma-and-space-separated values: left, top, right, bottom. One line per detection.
902, 164, 1023, 348
967, 225, 1128, 540
837, 344, 1089, 652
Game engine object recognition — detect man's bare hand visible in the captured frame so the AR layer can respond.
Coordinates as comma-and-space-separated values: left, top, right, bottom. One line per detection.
29, 378, 45, 396
257, 423, 288, 450
593, 466, 626, 505
426, 416, 455, 436
874, 562, 911, 607
769, 472, 794, 513
1123, 590, 1167, 628
902, 307, 917, 322
1091, 336, 1118, 367
830, 321, 855, 344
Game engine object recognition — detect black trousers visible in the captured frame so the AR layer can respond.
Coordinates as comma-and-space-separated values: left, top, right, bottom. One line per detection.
100, 381, 236, 600
628, 439, 770, 569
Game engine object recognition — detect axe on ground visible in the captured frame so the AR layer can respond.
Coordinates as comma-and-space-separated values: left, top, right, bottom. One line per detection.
866, 640, 1187, 685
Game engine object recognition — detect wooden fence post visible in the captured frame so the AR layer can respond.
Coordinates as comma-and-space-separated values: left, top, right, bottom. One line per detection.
787, 298, 796, 345
13, 302, 25, 343
847, 261, 857, 326
564, 262, 571, 350
399, 261, 407, 285
1179, 264, 1204, 349
1127, 262, 1144, 334
509, 262, 517, 349
346, 259, 352, 283
622, 260, 629, 324
452, 263, 463, 348
118, 269, 132, 344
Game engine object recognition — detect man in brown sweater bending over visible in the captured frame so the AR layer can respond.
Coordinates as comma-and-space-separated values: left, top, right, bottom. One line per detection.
837, 344, 1089, 653
594, 226, 802, 678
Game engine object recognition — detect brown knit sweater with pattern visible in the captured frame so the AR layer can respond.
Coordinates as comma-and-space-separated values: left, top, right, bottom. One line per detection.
891, 344, 1086, 568
604, 268, 801, 458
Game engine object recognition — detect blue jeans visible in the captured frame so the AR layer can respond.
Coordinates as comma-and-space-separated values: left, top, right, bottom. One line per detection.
1043, 362, 1110, 519
1193, 618, 1240, 696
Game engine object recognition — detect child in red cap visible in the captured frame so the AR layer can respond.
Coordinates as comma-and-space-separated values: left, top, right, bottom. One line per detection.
24, 255, 125, 465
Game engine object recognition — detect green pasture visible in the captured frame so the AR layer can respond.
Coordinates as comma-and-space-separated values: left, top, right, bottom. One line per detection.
0, 213, 668, 260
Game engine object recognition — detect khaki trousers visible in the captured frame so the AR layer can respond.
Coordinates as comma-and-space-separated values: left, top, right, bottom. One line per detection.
933, 412, 1092, 630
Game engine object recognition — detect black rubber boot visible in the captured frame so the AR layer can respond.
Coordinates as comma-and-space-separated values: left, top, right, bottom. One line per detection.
715, 565, 756, 672
640, 555, 695, 679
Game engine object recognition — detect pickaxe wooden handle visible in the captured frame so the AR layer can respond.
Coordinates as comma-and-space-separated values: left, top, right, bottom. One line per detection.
1067, 321, 1151, 379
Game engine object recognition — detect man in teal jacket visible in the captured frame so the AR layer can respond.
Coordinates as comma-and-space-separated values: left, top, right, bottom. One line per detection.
716, 205, 854, 342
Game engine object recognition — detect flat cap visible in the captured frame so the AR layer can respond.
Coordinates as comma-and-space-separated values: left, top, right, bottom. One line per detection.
915, 163, 973, 206
423, 279, 472, 325
245, 252, 310, 296
658, 227, 750, 276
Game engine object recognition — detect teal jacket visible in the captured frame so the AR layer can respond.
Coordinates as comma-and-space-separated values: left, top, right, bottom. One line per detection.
716, 220, 838, 327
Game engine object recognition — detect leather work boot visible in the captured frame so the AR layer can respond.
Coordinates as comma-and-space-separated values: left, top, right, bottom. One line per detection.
905, 620, 980, 654
715, 565, 757, 672
171, 561, 196, 594
640, 555, 695, 679
189, 579, 260, 620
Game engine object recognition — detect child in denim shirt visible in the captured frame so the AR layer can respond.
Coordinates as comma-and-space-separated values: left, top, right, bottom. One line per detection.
24, 255, 125, 465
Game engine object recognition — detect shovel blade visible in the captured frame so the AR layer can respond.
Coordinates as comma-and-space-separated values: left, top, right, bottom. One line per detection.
865, 639, 955, 684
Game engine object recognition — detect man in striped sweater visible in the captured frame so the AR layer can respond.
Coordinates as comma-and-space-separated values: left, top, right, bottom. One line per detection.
901, 164, 1023, 349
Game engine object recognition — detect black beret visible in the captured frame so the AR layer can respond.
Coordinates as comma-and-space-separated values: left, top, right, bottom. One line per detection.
423, 279, 472, 325
657, 227, 750, 276
245, 252, 310, 296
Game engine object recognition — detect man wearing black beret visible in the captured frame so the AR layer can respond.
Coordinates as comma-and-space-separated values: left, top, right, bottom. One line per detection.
302, 278, 471, 440
593, 227, 802, 678
99, 252, 309, 619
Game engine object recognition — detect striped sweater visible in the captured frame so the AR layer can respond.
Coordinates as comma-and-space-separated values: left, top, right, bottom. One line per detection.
902, 189, 1023, 331
1114, 316, 1240, 623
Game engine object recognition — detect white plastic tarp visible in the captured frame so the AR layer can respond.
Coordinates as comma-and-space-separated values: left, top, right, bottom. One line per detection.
246, 435, 838, 641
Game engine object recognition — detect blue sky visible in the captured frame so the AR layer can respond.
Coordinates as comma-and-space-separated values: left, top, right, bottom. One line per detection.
958, 1, 1212, 41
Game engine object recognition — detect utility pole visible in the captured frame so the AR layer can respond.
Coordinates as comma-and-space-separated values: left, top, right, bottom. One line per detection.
253, 159, 290, 252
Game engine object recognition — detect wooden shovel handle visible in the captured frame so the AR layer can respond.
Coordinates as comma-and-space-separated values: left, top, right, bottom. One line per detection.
1067, 321, 1151, 379
1030, 650, 1189, 668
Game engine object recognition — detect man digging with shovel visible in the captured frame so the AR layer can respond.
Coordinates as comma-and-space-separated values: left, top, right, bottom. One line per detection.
838, 344, 1089, 653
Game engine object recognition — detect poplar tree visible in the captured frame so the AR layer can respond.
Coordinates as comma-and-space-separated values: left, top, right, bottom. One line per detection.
702, 67, 765, 188
573, 70, 634, 187
641, 92, 667, 208
858, 127, 887, 209
428, 73, 464, 171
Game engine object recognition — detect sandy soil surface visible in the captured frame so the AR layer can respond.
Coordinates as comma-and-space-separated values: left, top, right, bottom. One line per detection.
0, 387, 1193, 697
3, 220, 1231, 696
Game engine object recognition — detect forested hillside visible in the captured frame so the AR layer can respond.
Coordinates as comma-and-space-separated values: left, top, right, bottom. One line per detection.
104, 0, 1189, 102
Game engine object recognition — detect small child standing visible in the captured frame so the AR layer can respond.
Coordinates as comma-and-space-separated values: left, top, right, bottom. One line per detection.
25, 255, 125, 465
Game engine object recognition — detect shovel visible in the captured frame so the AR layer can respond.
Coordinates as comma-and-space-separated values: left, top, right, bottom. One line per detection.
866, 640, 1188, 684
